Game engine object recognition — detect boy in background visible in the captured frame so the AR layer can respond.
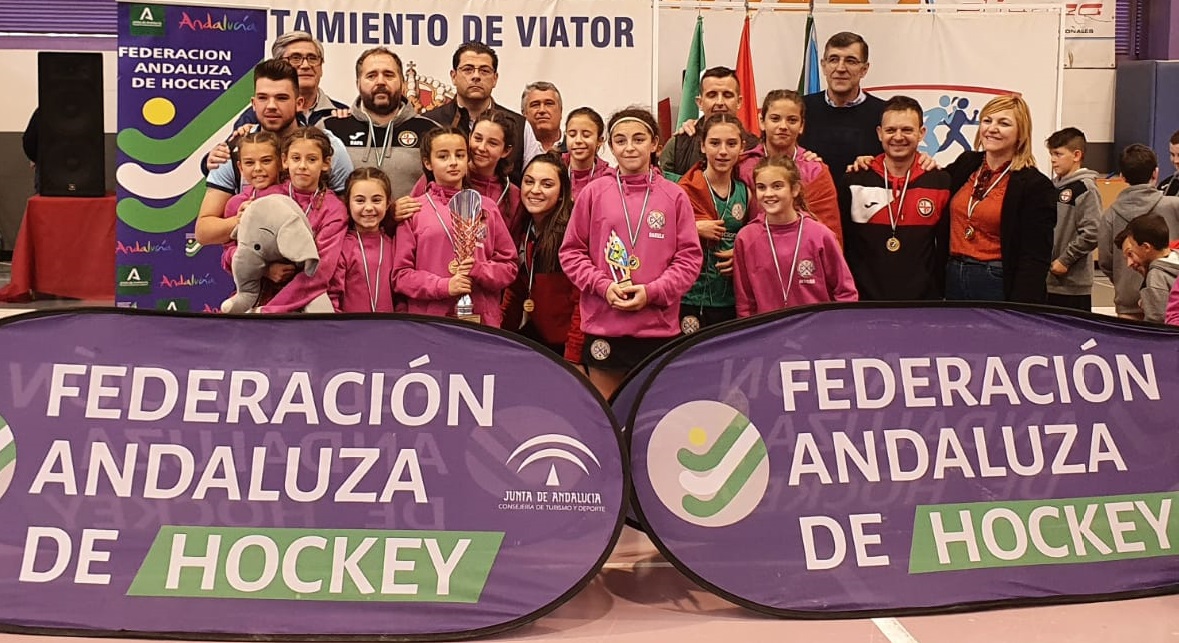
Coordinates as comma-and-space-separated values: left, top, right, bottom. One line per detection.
1098, 144, 1179, 319
1157, 129, 1179, 197
1045, 128, 1100, 311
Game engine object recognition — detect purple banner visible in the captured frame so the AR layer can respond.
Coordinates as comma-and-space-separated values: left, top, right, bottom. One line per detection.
629, 305, 1179, 615
0, 311, 625, 638
117, 3, 267, 312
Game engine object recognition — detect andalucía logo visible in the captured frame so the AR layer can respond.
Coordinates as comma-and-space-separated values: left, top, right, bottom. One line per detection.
159, 273, 215, 288
647, 400, 769, 528
493, 431, 607, 515
155, 298, 190, 311
117, 240, 172, 255
0, 414, 15, 500
130, 4, 165, 36
506, 434, 601, 488
117, 265, 153, 295
177, 11, 257, 32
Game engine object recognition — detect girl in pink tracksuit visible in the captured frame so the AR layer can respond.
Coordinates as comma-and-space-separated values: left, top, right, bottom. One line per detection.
220, 131, 285, 278
329, 167, 397, 312
253, 127, 349, 314
559, 108, 703, 399
393, 127, 518, 327
733, 156, 857, 317
563, 107, 615, 200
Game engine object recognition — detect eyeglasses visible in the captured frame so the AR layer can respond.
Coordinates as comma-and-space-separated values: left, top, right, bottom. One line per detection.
457, 64, 495, 77
284, 53, 322, 67
822, 55, 865, 70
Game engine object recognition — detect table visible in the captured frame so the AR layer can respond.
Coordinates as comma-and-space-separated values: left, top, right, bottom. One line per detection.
0, 195, 115, 302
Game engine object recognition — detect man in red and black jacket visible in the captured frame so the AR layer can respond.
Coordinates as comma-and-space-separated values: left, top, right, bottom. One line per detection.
839, 95, 952, 300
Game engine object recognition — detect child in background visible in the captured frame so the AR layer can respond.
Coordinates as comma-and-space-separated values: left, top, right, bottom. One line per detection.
330, 167, 397, 312
252, 126, 349, 313
1045, 127, 1101, 312
737, 90, 843, 247
677, 113, 751, 332
559, 108, 702, 399
1158, 129, 1179, 197
220, 131, 285, 279
503, 153, 583, 361
393, 127, 517, 326
733, 156, 857, 316
563, 107, 614, 199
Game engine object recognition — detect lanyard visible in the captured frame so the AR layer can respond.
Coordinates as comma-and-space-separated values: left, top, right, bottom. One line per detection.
426, 194, 458, 252
366, 115, 395, 167
354, 230, 384, 312
708, 175, 733, 220
288, 184, 320, 217
764, 217, 805, 307
569, 160, 599, 184
967, 164, 1012, 221
884, 167, 912, 236
614, 169, 653, 250
522, 222, 538, 295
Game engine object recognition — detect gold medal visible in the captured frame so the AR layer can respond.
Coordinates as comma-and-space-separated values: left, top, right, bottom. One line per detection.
448, 259, 459, 275
886, 237, 901, 252
522, 298, 535, 313
964, 226, 975, 240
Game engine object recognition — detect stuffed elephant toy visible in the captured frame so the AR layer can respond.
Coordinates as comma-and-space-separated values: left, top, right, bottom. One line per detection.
221, 194, 326, 313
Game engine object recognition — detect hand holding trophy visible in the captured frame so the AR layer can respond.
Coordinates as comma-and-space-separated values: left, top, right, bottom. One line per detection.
448, 189, 484, 323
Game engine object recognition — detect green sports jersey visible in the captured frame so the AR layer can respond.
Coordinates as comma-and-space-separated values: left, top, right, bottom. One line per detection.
683, 180, 748, 308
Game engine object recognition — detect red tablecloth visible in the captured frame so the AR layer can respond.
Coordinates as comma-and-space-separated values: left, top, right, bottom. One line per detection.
0, 195, 115, 302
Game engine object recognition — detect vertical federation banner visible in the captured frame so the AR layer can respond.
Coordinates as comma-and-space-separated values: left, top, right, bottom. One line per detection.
628, 305, 1179, 615
0, 311, 625, 638
116, 2, 268, 312
115, 0, 654, 312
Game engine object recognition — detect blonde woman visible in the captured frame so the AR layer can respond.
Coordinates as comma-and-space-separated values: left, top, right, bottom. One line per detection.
943, 95, 1056, 303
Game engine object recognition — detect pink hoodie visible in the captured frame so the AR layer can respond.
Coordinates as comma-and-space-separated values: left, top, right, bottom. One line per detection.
393, 182, 518, 327
736, 143, 844, 246
559, 170, 703, 338
253, 183, 349, 313
220, 184, 287, 275
733, 214, 858, 317
1165, 277, 1179, 325
329, 228, 396, 312
564, 155, 615, 201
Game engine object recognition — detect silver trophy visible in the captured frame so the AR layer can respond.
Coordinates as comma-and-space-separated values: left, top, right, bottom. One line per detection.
448, 189, 484, 323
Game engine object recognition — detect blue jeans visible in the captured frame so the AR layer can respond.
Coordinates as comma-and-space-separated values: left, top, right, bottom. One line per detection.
946, 256, 1004, 301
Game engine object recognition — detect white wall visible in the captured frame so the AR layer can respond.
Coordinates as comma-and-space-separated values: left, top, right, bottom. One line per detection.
0, 50, 119, 133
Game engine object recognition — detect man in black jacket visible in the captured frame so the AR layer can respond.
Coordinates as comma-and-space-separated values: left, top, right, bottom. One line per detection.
423, 42, 526, 185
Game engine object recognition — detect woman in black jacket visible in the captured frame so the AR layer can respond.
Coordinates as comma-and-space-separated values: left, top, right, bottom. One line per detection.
943, 95, 1056, 303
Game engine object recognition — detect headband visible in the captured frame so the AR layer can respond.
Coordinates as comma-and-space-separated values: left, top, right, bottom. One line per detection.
609, 116, 655, 137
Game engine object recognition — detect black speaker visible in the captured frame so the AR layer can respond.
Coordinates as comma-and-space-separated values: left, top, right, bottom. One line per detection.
37, 52, 105, 197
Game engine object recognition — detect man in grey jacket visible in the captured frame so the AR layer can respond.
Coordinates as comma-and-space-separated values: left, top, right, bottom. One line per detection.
1098, 144, 1179, 319
323, 47, 438, 200
1046, 128, 1101, 311
1115, 213, 1179, 323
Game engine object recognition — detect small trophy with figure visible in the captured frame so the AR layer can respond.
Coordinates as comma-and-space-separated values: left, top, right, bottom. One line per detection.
448, 189, 484, 323
604, 230, 640, 289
